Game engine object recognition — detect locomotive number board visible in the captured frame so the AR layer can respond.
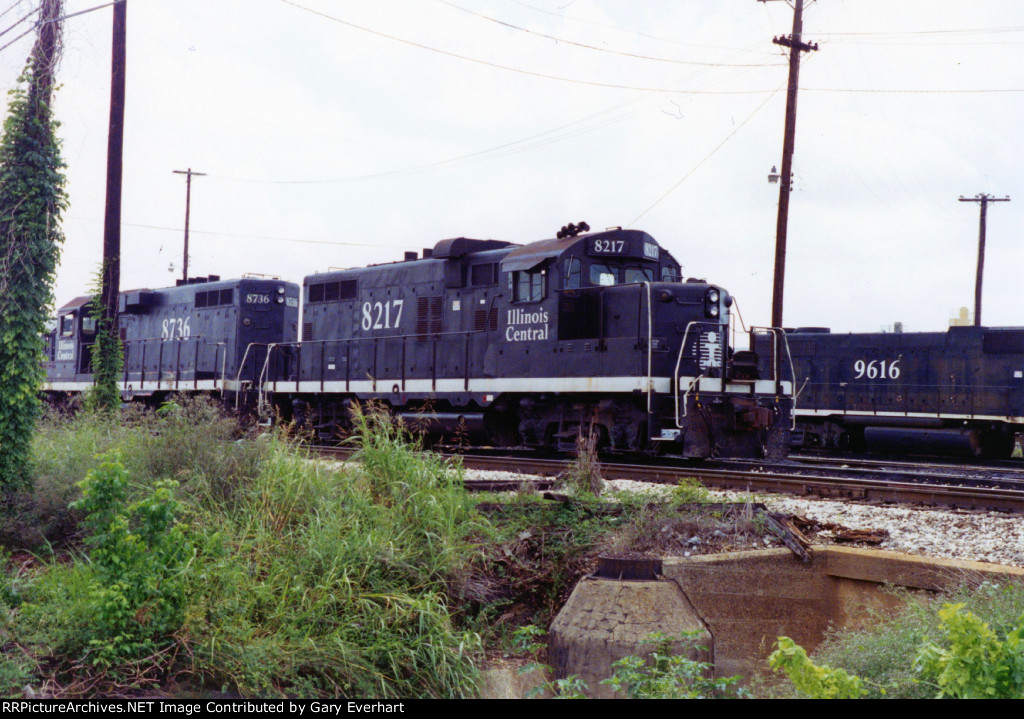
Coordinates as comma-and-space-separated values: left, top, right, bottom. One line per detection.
587, 237, 660, 260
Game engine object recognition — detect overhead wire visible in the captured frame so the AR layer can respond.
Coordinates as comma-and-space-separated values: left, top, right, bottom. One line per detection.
211, 54, 772, 186
0, 3, 36, 39
501, 0, 779, 56
219, 2, 778, 186
629, 81, 786, 227
277, 0, 778, 96
0, 2, 38, 53
67, 216, 396, 249
0, 0, 124, 54
0, 1, 29, 23
433, 0, 784, 68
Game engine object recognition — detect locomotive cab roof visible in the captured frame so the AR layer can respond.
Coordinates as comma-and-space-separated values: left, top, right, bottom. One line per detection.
502, 228, 673, 272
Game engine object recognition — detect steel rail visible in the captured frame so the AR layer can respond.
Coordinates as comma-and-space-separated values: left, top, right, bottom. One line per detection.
314, 446, 1024, 514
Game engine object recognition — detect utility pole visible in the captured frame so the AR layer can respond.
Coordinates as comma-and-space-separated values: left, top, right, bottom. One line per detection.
761, 0, 817, 329
172, 168, 205, 283
959, 193, 1010, 326
101, 0, 125, 323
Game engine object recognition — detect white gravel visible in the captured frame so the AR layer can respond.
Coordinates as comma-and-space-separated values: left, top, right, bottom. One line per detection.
464, 468, 1024, 568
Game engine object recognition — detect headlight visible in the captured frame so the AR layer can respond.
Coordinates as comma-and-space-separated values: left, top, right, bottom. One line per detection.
707, 289, 719, 303
277, 286, 286, 294
708, 306, 719, 318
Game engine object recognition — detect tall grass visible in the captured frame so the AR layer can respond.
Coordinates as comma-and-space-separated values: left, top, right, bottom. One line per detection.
2, 398, 483, 698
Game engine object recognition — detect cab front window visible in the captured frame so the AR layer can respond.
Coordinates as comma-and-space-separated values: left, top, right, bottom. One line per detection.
623, 268, 654, 284
590, 264, 617, 286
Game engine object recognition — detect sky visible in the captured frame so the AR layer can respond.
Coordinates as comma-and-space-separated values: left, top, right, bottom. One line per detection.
1, 0, 1022, 334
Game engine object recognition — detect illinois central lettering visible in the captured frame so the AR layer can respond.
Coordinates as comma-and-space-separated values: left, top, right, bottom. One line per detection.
505, 308, 549, 341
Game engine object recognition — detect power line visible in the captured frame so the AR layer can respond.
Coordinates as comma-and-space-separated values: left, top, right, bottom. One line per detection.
211, 91, 688, 185
629, 82, 785, 226
68, 216, 396, 249
817, 25, 1024, 37
434, 0, 784, 68
0, 0, 125, 54
805, 86, 1024, 93
0, 4, 38, 40
46, 0, 125, 25
210, 49, 774, 186
0, 1, 29, 23
501, 0, 779, 56
278, 0, 778, 96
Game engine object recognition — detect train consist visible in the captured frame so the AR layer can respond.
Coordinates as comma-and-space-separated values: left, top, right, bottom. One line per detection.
769, 326, 1024, 458
43, 227, 795, 460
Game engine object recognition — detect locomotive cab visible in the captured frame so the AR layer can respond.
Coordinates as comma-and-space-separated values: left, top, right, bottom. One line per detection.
43, 296, 97, 388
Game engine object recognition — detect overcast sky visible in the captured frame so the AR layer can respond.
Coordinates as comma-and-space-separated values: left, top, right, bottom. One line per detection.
2, 0, 1022, 333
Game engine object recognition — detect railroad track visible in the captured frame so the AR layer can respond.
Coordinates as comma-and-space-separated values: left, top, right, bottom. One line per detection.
315, 446, 1024, 514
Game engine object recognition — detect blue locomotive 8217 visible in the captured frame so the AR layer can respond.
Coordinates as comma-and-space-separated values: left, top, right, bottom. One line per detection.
261, 227, 795, 459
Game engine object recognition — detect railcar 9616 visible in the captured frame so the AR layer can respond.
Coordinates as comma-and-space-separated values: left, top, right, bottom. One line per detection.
772, 325, 1024, 458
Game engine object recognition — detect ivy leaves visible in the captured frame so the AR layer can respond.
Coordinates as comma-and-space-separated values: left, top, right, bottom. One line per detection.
0, 41, 67, 490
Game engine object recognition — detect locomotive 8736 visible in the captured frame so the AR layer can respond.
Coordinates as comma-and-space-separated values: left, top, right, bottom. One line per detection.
43, 276, 300, 401
264, 228, 794, 459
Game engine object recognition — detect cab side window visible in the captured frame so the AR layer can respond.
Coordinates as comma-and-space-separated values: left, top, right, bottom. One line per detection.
510, 268, 546, 302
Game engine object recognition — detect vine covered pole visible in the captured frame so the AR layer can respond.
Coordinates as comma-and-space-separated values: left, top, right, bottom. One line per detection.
0, 0, 66, 488
87, 0, 128, 414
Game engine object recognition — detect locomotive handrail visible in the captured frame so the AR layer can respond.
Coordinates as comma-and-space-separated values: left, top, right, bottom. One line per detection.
255, 343, 280, 418
751, 326, 798, 431
673, 320, 715, 426
118, 336, 226, 395
645, 282, 653, 416
675, 373, 703, 426
233, 342, 265, 410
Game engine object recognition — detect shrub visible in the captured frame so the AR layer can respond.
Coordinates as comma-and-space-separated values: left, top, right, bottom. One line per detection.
603, 632, 749, 699
70, 452, 192, 669
787, 580, 1024, 699
916, 603, 1024, 698
767, 584, 1024, 699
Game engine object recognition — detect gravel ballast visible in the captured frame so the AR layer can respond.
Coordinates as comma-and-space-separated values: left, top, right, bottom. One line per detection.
465, 468, 1024, 568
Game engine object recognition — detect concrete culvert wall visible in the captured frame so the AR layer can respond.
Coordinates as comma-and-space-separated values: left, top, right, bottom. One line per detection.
546, 546, 1024, 694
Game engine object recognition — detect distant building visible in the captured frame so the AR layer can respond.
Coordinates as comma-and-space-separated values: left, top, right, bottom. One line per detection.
950, 307, 973, 327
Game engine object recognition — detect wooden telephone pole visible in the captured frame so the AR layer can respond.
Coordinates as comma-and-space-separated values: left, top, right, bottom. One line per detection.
172, 168, 206, 283
761, 0, 817, 329
101, 0, 126, 323
959, 193, 1010, 326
